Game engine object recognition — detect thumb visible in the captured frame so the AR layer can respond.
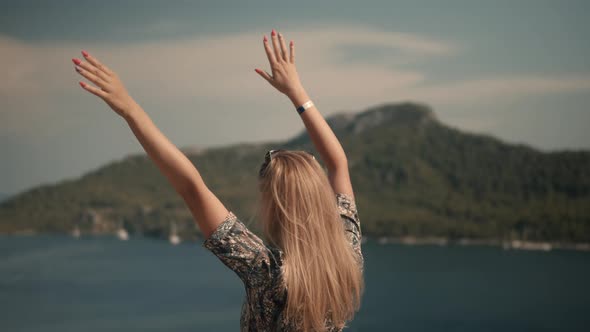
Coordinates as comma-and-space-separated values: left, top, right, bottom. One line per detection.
254, 68, 272, 83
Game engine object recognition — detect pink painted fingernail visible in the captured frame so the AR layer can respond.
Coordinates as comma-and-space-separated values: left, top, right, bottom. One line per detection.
81, 50, 89, 57
263, 35, 267, 42
72, 58, 81, 65
79, 81, 86, 87
75, 65, 81, 72
271, 29, 276, 36
290, 40, 293, 46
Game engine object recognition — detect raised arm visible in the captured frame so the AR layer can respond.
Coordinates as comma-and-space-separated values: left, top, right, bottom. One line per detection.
255, 29, 355, 200
72, 50, 229, 239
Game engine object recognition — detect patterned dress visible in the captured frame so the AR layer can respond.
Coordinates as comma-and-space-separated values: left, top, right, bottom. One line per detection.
202, 192, 363, 331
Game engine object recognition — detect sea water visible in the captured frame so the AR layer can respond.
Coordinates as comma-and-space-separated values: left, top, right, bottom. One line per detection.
1, 235, 589, 331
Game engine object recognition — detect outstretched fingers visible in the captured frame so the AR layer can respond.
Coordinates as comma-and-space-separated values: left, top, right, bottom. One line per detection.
270, 29, 282, 63
79, 81, 107, 98
278, 32, 288, 62
257, 29, 296, 85
263, 34, 277, 67
74, 63, 108, 90
255, 68, 272, 83
289, 40, 295, 63
81, 50, 115, 77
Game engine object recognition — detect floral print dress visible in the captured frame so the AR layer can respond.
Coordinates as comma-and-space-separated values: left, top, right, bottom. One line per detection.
202, 192, 363, 331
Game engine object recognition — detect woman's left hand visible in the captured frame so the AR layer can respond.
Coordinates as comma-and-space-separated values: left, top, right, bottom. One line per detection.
72, 50, 139, 119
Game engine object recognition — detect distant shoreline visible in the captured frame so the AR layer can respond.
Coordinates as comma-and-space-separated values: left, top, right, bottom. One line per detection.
370, 236, 590, 252
3, 231, 590, 252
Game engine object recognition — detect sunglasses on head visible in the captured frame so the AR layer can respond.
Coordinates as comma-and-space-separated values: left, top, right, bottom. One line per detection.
258, 149, 316, 178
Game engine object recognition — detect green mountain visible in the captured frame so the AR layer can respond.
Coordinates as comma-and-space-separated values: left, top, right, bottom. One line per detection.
1, 102, 589, 242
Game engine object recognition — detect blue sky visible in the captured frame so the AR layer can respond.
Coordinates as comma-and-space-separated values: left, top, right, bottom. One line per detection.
1, 0, 589, 196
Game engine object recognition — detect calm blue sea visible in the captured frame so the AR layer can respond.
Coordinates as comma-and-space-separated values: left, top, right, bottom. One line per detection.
1, 235, 589, 331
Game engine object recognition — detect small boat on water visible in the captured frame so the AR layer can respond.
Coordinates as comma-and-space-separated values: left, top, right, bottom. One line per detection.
71, 225, 81, 239
377, 237, 389, 245
169, 222, 181, 245
117, 228, 129, 241
116, 221, 129, 241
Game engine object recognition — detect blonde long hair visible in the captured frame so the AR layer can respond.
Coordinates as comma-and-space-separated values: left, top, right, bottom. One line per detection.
257, 150, 364, 331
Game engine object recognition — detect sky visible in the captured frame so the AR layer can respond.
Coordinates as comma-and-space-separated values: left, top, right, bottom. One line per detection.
1, 0, 589, 197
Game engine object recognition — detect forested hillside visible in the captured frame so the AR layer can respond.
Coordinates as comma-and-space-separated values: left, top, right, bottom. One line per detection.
1, 102, 589, 242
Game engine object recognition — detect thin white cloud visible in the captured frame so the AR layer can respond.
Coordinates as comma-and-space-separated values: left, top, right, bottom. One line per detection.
0, 23, 455, 98
1, 23, 590, 139
398, 75, 590, 106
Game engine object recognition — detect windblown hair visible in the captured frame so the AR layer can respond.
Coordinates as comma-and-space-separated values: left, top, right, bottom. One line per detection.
257, 150, 364, 331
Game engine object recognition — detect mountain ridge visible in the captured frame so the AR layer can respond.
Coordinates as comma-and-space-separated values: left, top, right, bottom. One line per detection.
1, 102, 589, 242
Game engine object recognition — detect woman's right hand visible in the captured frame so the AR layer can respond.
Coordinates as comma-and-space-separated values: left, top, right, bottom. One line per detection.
73, 50, 140, 120
255, 29, 305, 99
